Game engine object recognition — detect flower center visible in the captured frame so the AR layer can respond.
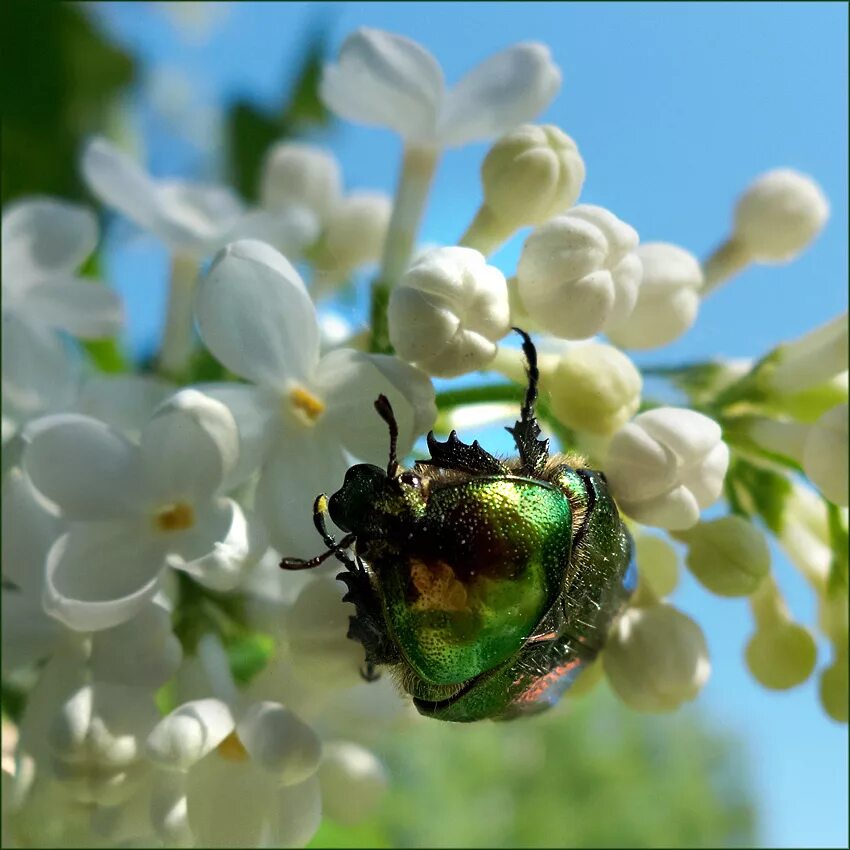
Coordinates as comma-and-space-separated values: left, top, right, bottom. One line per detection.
216, 731, 249, 762
288, 385, 325, 426
154, 502, 195, 533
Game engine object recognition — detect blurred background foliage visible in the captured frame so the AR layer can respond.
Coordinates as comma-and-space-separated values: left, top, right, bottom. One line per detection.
1, 3, 758, 846
312, 684, 756, 847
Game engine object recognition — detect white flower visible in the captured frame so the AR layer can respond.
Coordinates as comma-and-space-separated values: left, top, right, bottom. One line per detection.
602, 602, 710, 712
769, 311, 849, 396
314, 191, 392, 282
82, 137, 319, 258
2, 199, 122, 429
47, 680, 160, 805
22, 389, 260, 631
320, 28, 561, 148
146, 635, 322, 847
260, 142, 342, 221
543, 341, 642, 435
194, 239, 436, 556
318, 741, 388, 826
388, 246, 510, 377
803, 402, 848, 506
605, 242, 703, 350
605, 407, 729, 530
733, 168, 829, 262
284, 576, 368, 691
481, 124, 585, 229
675, 515, 770, 597
516, 205, 641, 340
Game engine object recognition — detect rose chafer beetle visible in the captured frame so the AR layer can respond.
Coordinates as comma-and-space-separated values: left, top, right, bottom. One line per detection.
281, 329, 636, 722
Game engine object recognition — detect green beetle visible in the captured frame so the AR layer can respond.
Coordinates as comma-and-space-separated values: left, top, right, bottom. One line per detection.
281, 329, 636, 722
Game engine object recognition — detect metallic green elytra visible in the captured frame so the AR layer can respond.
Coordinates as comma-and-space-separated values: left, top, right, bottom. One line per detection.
281, 329, 636, 722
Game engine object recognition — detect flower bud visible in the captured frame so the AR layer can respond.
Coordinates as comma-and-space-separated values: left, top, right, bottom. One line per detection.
745, 622, 817, 690
676, 515, 770, 597
544, 342, 642, 435
517, 205, 640, 340
603, 603, 710, 712
605, 407, 729, 530
388, 246, 510, 377
481, 124, 585, 229
318, 742, 388, 825
236, 702, 322, 785
605, 243, 702, 350
819, 648, 849, 723
769, 312, 849, 396
803, 403, 848, 506
633, 533, 680, 600
260, 142, 342, 220
733, 169, 829, 262
746, 578, 817, 690
316, 192, 392, 277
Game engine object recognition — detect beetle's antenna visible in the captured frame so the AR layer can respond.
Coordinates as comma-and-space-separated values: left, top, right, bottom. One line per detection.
505, 328, 549, 475
374, 394, 399, 478
514, 326, 539, 423
279, 533, 356, 571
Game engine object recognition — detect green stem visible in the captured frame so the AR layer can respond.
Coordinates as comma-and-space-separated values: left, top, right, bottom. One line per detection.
435, 383, 523, 410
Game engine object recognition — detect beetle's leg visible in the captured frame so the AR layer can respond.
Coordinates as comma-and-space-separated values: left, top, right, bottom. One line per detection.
339, 554, 400, 673
360, 661, 381, 683
280, 495, 356, 571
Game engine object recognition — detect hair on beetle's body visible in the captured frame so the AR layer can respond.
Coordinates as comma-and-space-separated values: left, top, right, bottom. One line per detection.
281, 329, 636, 722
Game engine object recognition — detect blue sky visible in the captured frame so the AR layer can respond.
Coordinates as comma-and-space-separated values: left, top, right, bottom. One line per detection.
92, 3, 848, 846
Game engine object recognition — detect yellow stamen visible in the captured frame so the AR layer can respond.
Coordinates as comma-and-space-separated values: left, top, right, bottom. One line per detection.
216, 731, 249, 762
288, 385, 325, 424
154, 502, 195, 533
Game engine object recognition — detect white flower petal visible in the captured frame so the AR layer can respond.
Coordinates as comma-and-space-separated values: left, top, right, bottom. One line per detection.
195, 382, 277, 491
76, 374, 176, 440
18, 278, 123, 339
236, 702, 321, 785
320, 28, 443, 140
2, 467, 62, 595
680, 441, 730, 508
225, 206, 321, 259
637, 407, 722, 463
146, 698, 235, 771
186, 755, 275, 847
167, 499, 262, 592
439, 43, 561, 147
140, 389, 239, 505
91, 599, 182, 689
196, 240, 318, 388
1, 315, 79, 419
605, 422, 678, 502
621, 485, 701, 530
44, 523, 165, 631
82, 138, 162, 235
2, 198, 97, 288
1, 588, 62, 674
316, 349, 434, 463
150, 771, 193, 847
269, 776, 322, 848
318, 742, 388, 826
155, 181, 244, 251
257, 438, 350, 557
23, 414, 145, 519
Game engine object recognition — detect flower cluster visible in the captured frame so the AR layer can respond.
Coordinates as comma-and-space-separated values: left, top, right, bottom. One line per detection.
2, 24, 847, 848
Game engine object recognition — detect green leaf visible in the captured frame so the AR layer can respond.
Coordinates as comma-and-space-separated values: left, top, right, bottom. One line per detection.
727, 458, 792, 535
227, 101, 284, 202
1, 2, 136, 206
226, 632, 276, 685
